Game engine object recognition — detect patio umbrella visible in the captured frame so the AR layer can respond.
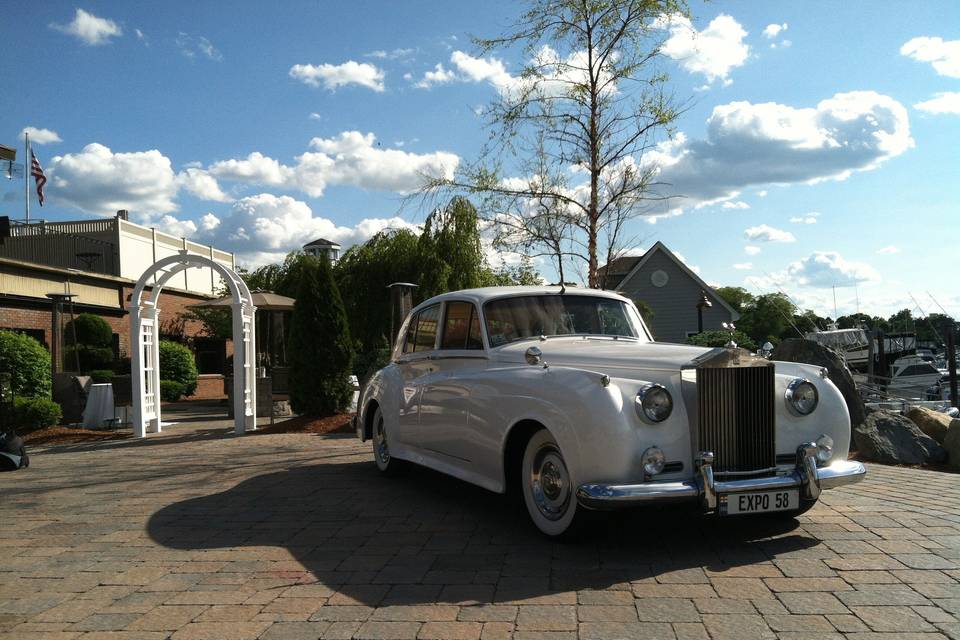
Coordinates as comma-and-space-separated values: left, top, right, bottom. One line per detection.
190, 290, 295, 311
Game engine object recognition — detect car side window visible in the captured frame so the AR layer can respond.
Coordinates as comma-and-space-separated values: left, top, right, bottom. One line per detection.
441, 302, 483, 350
402, 313, 419, 354
413, 304, 440, 352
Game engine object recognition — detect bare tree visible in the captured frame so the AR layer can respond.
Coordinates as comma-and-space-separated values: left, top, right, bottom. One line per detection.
424, 0, 687, 287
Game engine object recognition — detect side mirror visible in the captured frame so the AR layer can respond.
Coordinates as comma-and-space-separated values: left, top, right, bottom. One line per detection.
525, 346, 543, 366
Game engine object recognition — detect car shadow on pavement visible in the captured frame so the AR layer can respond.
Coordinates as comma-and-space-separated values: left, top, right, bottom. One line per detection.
146, 459, 821, 605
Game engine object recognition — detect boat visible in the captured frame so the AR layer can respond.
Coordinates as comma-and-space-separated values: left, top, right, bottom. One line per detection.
886, 354, 945, 396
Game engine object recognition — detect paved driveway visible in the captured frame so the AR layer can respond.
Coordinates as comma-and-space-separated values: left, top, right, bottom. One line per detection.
2, 429, 960, 640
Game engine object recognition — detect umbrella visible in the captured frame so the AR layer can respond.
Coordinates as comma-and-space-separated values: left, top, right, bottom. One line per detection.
190, 289, 295, 311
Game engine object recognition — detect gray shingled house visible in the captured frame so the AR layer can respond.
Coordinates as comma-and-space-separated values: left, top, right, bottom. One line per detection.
598, 241, 739, 343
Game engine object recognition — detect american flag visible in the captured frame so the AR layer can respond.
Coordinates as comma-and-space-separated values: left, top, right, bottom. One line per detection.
30, 150, 46, 207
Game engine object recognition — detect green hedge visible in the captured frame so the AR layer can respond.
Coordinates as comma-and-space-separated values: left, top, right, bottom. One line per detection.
13, 397, 62, 432
0, 330, 51, 398
65, 313, 113, 347
159, 380, 185, 402
63, 345, 115, 373
158, 341, 198, 397
89, 369, 115, 383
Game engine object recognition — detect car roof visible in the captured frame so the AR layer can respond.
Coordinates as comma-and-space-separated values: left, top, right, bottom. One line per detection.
411, 286, 632, 314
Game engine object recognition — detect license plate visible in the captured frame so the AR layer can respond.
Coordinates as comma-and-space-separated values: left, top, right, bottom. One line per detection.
722, 489, 799, 515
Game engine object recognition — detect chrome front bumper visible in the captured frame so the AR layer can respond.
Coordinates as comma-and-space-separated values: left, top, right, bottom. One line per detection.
576, 444, 866, 511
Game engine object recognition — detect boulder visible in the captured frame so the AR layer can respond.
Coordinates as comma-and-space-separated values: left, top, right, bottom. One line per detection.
772, 338, 866, 429
906, 406, 952, 444
943, 419, 960, 470
853, 409, 946, 465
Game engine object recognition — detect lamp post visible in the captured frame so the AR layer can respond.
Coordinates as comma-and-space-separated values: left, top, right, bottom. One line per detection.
696, 290, 712, 334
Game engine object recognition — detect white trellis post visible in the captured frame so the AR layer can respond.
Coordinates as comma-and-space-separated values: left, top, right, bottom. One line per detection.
130, 251, 256, 438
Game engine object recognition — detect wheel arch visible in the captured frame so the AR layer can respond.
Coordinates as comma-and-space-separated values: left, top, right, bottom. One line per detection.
361, 398, 380, 441
502, 419, 549, 496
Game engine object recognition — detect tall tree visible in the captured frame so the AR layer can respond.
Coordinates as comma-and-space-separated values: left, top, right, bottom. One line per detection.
288, 257, 354, 416
416, 197, 489, 300
424, 0, 687, 287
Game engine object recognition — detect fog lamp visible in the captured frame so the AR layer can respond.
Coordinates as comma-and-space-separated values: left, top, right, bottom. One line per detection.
636, 383, 673, 423
785, 378, 819, 416
641, 446, 666, 475
815, 434, 834, 463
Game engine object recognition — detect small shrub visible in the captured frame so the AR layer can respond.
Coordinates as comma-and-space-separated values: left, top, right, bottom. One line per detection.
13, 397, 62, 432
89, 369, 115, 384
64, 313, 113, 347
0, 330, 51, 398
686, 329, 758, 352
159, 380, 185, 402
63, 345, 115, 373
159, 341, 198, 397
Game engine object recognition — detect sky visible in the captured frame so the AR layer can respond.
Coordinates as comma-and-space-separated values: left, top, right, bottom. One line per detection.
1, 1, 958, 320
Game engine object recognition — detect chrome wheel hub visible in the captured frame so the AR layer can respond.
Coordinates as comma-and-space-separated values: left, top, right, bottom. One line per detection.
530, 445, 571, 521
373, 417, 389, 465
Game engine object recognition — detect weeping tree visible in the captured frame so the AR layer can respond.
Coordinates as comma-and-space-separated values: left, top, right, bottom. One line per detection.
288, 256, 354, 416
417, 197, 491, 300
424, 0, 687, 287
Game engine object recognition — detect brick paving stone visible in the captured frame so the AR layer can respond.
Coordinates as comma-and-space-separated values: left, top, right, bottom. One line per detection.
193, 604, 262, 621
694, 598, 755, 614
259, 621, 333, 639
700, 614, 775, 640
711, 578, 775, 599
170, 621, 272, 639
763, 614, 835, 632
635, 597, 700, 622
579, 621, 674, 639
458, 605, 518, 622
849, 605, 935, 632
915, 605, 957, 623
576, 605, 638, 622
321, 621, 363, 639
417, 621, 482, 639
825, 613, 870, 632
777, 592, 851, 615
355, 620, 423, 639
310, 605, 375, 621
370, 605, 459, 622
126, 604, 207, 631
837, 586, 930, 606
673, 621, 710, 640
763, 577, 852, 592
515, 605, 577, 631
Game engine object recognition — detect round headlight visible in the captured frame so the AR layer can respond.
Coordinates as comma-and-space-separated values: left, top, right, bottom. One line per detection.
641, 446, 666, 475
636, 384, 673, 423
815, 434, 834, 463
785, 378, 819, 416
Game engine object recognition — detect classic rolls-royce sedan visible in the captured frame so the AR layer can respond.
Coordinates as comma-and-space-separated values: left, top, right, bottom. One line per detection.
355, 286, 865, 537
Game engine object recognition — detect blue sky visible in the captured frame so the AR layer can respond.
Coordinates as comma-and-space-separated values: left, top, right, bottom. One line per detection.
1, 1, 957, 318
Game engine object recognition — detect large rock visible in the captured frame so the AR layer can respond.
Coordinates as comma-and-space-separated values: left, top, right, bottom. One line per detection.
906, 406, 952, 444
854, 409, 946, 465
942, 419, 960, 470
772, 338, 866, 429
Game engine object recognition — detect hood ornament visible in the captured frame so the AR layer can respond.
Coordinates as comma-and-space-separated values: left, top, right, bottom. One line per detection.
722, 322, 740, 365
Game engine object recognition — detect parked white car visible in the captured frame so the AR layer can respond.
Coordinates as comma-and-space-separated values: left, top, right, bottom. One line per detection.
356, 287, 865, 537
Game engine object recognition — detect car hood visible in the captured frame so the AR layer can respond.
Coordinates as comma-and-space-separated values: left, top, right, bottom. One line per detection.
492, 338, 713, 372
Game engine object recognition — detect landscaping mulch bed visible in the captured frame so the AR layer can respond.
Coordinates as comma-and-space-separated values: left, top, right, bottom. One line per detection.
255, 412, 354, 435
22, 426, 131, 447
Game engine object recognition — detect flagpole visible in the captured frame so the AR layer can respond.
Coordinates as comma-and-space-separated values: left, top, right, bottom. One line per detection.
24, 131, 29, 224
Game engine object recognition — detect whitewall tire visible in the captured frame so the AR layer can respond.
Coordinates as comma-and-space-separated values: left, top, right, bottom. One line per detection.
521, 428, 589, 538
372, 407, 403, 474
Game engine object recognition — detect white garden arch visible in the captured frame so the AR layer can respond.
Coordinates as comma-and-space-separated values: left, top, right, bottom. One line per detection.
130, 250, 257, 437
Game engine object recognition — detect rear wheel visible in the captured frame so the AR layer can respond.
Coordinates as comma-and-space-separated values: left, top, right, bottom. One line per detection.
372, 407, 405, 475
521, 429, 592, 539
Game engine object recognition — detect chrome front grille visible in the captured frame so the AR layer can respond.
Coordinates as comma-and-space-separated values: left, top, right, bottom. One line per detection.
696, 364, 776, 473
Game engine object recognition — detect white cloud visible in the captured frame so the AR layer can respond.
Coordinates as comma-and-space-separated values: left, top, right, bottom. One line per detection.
450, 50, 515, 89
877, 245, 901, 255
744, 245, 761, 255
176, 33, 222, 61
914, 91, 960, 115
789, 212, 820, 224
207, 132, 458, 198
901, 36, 960, 78
671, 251, 701, 275
655, 14, 749, 84
787, 251, 880, 287
744, 224, 796, 243
20, 127, 62, 145
763, 23, 787, 39
733, 262, 753, 270
289, 61, 385, 92
175, 193, 422, 266
49, 143, 179, 215
308, 112, 322, 121
176, 168, 231, 202
721, 200, 749, 210
415, 63, 458, 89
757, 190, 768, 197
365, 48, 415, 60
50, 8, 122, 46
651, 91, 913, 210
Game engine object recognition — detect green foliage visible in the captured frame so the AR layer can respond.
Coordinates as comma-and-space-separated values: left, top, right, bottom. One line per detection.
244, 251, 319, 298
417, 197, 490, 299
159, 380, 186, 402
733, 293, 799, 346
289, 258, 354, 416
63, 345, 115, 373
13, 396, 62, 432
686, 329, 758, 352
65, 313, 113, 347
158, 341, 198, 397
181, 305, 233, 340
715, 287, 754, 314
634, 300, 655, 326
89, 369, 115, 384
486, 255, 542, 286
0, 330, 51, 398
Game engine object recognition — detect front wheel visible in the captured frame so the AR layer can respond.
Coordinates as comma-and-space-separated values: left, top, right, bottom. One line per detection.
521, 429, 592, 539
371, 407, 405, 475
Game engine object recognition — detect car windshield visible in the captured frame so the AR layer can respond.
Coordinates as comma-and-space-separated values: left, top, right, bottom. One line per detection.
484, 295, 647, 347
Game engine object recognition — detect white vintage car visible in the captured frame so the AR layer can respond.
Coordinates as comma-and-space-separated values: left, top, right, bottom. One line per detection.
356, 286, 865, 537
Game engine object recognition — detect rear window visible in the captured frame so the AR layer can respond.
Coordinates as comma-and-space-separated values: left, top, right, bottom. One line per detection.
441, 302, 483, 350
413, 304, 440, 352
